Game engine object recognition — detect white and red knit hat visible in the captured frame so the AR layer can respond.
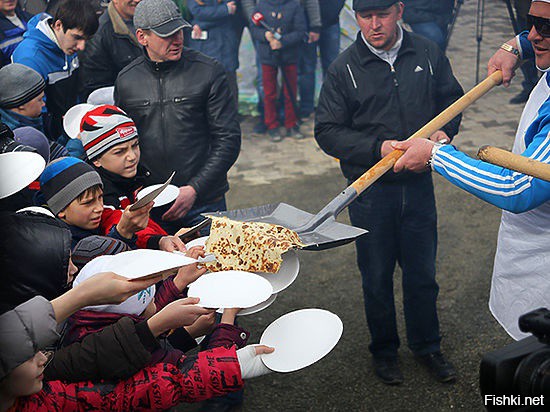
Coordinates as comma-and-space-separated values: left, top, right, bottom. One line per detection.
79, 105, 138, 160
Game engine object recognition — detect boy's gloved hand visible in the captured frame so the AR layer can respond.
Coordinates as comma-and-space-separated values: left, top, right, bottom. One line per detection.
236, 344, 275, 379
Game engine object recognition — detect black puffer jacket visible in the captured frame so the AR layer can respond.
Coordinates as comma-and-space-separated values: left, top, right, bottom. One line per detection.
315, 30, 464, 183
0, 212, 71, 314
79, 1, 142, 98
0, 212, 158, 382
115, 49, 241, 204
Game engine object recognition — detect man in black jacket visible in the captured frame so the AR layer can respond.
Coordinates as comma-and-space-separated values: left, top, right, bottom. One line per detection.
315, 0, 463, 386
79, 0, 143, 98
115, 0, 241, 235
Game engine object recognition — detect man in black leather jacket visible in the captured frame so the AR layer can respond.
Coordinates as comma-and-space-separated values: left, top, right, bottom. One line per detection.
115, 0, 241, 234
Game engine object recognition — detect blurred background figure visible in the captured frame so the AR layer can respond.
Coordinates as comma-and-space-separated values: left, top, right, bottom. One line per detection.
509, 0, 538, 104
402, 0, 454, 52
298, 0, 344, 120
0, 0, 32, 67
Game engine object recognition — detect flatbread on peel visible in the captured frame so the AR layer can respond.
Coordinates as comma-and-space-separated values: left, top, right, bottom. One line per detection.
204, 216, 303, 273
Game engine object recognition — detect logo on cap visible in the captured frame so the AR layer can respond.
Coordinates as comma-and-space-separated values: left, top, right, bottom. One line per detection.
117, 126, 137, 139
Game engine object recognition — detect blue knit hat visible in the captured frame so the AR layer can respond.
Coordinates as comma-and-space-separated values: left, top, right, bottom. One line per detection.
40, 157, 103, 215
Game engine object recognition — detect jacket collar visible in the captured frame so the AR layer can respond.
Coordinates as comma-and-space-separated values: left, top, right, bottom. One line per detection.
355, 29, 416, 66
143, 49, 181, 72
0, 108, 44, 132
108, 1, 140, 48
95, 163, 150, 199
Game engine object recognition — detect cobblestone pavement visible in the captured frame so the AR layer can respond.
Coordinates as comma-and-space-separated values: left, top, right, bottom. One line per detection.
183, 2, 534, 411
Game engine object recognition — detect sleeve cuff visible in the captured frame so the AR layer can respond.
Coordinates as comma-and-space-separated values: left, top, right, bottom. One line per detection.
135, 321, 161, 353
146, 235, 163, 250
167, 327, 198, 352
517, 31, 532, 60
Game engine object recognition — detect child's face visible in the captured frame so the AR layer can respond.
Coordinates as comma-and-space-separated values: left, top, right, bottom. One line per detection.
58, 188, 104, 230
92, 138, 140, 179
1, 352, 48, 398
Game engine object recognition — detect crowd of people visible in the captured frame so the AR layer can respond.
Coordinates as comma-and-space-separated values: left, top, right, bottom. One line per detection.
1, 0, 549, 410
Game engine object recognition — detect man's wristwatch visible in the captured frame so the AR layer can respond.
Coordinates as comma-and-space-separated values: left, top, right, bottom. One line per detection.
426, 141, 446, 169
500, 43, 521, 59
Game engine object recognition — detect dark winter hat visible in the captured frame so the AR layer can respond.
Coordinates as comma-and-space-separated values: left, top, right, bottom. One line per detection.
72, 235, 130, 270
134, 0, 191, 37
79, 105, 138, 160
13, 127, 50, 163
353, 0, 398, 11
0, 64, 45, 109
39, 157, 103, 215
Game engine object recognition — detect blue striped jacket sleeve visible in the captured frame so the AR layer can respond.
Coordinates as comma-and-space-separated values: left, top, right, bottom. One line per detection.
432, 126, 550, 213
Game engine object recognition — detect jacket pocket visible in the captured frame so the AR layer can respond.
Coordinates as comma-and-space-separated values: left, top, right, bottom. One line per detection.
124, 99, 151, 108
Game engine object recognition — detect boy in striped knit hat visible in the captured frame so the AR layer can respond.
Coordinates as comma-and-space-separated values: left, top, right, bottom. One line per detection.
76, 104, 188, 251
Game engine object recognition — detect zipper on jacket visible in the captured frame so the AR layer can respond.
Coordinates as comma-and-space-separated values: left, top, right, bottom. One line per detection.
390, 64, 408, 139
158, 71, 167, 166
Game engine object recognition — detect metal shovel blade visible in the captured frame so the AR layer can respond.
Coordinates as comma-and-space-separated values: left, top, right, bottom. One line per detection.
206, 199, 367, 251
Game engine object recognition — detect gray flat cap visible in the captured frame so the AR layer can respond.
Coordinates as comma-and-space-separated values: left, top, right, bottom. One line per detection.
134, 0, 191, 37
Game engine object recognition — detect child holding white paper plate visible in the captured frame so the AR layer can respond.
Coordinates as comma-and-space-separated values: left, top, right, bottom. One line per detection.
76, 104, 187, 251
0, 211, 207, 382
65, 246, 251, 368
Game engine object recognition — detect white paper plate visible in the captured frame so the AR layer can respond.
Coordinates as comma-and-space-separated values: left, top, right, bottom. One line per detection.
185, 236, 299, 293
217, 293, 277, 316
63, 103, 95, 138
260, 308, 343, 373
136, 184, 179, 208
87, 86, 115, 105
85, 249, 198, 280
188, 270, 273, 309
0, 152, 45, 199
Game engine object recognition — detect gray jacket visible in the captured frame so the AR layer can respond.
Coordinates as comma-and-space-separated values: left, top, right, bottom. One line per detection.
241, 0, 321, 31
0, 296, 59, 379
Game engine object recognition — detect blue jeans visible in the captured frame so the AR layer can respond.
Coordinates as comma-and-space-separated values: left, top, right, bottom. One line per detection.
348, 174, 441, 358
409, 22, 447, 52
151, 196, 227, 236
298, 22, 341, 117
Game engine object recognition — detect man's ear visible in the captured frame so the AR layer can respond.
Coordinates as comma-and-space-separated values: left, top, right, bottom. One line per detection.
57, 210, 66, 219
52, 19, 64, 33
136, 29, 148, 47
92, 158, 102, 168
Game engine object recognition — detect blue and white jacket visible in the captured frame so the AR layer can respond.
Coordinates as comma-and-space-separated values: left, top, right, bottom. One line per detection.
431, 31, 550, 340
12, 13, 80, 141
0, 6, 32, 67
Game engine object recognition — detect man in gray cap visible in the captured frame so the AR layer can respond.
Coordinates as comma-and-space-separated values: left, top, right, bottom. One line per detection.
315, 0, 463, 385
115, 0, 241, 235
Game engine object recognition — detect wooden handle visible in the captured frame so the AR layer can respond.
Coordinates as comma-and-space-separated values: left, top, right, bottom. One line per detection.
350, 71, 503, 194
477, 145, 550, 182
